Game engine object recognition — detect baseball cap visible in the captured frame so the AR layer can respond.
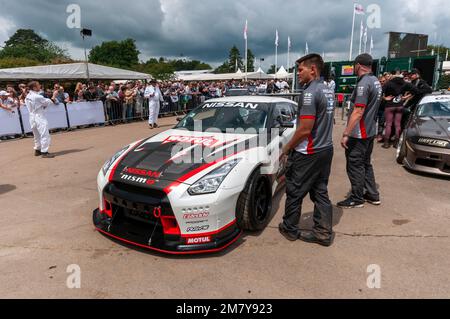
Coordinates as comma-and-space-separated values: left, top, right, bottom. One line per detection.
0, 90, 9, 96
354, 53, 373, 67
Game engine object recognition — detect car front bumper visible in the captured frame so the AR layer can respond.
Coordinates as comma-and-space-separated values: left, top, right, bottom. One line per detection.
93, 181, 242, 255
404, 141, 450, 177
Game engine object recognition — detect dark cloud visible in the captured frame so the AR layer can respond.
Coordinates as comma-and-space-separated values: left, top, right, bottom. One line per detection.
0, 0, 448, 68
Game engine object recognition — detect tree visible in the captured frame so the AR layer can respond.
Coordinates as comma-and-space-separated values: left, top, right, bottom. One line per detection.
89, 39, 140, 69
267, 64, 277, 74
0, 29, 70, 63
228, 45, 243, 72
0, 57, 41, 69
438, 74, 450, 90
246, 49, 255, 72
428, 45, 450, 62
215, 46, 244, 73
137, 58, 175, 81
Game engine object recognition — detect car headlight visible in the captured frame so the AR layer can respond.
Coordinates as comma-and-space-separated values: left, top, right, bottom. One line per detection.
188, 159, 242, 195
102, 146, 130, 176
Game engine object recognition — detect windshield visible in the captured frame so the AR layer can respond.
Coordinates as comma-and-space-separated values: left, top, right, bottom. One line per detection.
175, 102, 269, 133
417, 101, 450, 117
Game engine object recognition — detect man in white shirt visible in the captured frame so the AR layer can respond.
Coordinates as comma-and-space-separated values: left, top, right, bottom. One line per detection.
144, 80, 161, 129
25, 81, 57, 158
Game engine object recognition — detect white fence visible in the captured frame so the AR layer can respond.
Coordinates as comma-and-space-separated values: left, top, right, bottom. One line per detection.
0, 101, 106, 137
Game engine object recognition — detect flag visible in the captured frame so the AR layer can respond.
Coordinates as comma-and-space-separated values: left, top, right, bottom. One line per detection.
370, 36, 374, 54
288, 36, 292, 50
354, 3, 365, 15
243, 20, 248, 40
275, 30, 279, 47
363, 27, 368, 45
305, 42, 309, 55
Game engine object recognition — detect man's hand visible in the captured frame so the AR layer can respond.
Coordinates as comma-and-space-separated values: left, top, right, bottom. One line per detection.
282, 144, 292, 156
341, 135, 349, 149
384, 95, 394, 101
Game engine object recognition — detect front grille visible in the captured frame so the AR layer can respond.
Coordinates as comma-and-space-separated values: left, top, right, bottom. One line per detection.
416, 158, 439, 168
104, 182, 174, 216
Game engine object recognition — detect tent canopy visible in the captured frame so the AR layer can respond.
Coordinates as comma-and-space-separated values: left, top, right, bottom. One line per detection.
0, 63, 152, 81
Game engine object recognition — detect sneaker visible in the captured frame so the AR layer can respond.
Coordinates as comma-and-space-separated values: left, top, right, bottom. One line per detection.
382, 141, 390, 149
299, 231, 335, 247
364, 194, 381, 206
337, 198, 365, 209
41, 152, 55, 159
153, 123, 159, 128
34, 150, 42, 157
149, 124, 154, 129
278, 223, 298, 242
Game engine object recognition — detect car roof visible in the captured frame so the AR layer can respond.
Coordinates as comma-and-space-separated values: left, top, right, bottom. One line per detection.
420, 92, 450, 104
206, 95, 297, 104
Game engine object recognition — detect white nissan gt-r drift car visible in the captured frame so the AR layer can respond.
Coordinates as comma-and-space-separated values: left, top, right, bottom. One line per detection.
93, 96, 298, 254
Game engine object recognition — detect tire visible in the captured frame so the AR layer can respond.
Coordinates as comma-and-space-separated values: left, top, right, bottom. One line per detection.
396, 133, 407, 165
236, 169, 273, 231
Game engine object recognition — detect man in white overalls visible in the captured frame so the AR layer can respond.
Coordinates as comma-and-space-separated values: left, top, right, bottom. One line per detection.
144, 80, 161, 129
25, 81, 57, 158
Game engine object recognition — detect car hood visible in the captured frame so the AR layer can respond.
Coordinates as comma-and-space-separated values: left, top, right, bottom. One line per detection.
109, 129, 260, 191
411, 117, 450, 140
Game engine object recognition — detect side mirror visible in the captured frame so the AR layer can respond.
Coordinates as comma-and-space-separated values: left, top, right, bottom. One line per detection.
280, 122, 294, 129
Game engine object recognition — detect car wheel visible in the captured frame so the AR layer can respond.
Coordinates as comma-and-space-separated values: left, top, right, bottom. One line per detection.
236, 169, 272, 231
396, 133, 407, 165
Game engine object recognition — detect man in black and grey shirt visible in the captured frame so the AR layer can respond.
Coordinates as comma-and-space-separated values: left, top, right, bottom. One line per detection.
279, 53, 336, 247
339, 53, 382, 209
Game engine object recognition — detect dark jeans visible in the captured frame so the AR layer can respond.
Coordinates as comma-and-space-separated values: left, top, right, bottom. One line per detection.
385, 106, 404, 140
377, 108, 385, 136
282, 148, 334, 239
345, 137, 379, 202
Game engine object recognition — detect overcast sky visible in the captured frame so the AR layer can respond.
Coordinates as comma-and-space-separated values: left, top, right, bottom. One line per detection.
0, 0, 449, 70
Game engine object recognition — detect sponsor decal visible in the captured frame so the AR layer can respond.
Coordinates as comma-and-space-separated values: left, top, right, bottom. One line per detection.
162, 136, 219, 147
120, 174, 148, 184
202, 102, 259, 109
187, 225, 210, 232
185, 236, 212, 245
303, 93, 313, 106
124, 167, 162, 179
186, 220, 209, 225
183, 207, 209, 219
357, 86, 365, 97
342, 65, 354, 76
120, 173, 159, 186
417, 138, 449, 148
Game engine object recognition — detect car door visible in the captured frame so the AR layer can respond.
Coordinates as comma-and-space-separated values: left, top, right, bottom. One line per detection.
270, 102, 297, 181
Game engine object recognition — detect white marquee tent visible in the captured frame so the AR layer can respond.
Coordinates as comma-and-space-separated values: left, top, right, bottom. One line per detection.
176, 67, 293, 82
0, 62, 152, 81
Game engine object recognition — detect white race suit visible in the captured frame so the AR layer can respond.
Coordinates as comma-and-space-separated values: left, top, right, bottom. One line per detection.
144, 85, 162, 126
25, 91, 54, 153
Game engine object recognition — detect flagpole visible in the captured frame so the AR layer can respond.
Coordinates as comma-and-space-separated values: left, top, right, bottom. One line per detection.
358, 20, 363, 55
245, 27, 248, 80
369, 35, 373, 55
349, 4, 356, 61
287, 37, 291, 72
275, 30, 278, 74
363, 27, 368, 53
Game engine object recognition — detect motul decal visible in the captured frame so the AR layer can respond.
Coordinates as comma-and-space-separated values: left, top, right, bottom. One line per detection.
186, 236, 212, 245
162, 136, 219, 147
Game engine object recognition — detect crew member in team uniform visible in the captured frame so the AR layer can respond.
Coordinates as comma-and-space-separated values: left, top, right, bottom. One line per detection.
279, 54, 336, 247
